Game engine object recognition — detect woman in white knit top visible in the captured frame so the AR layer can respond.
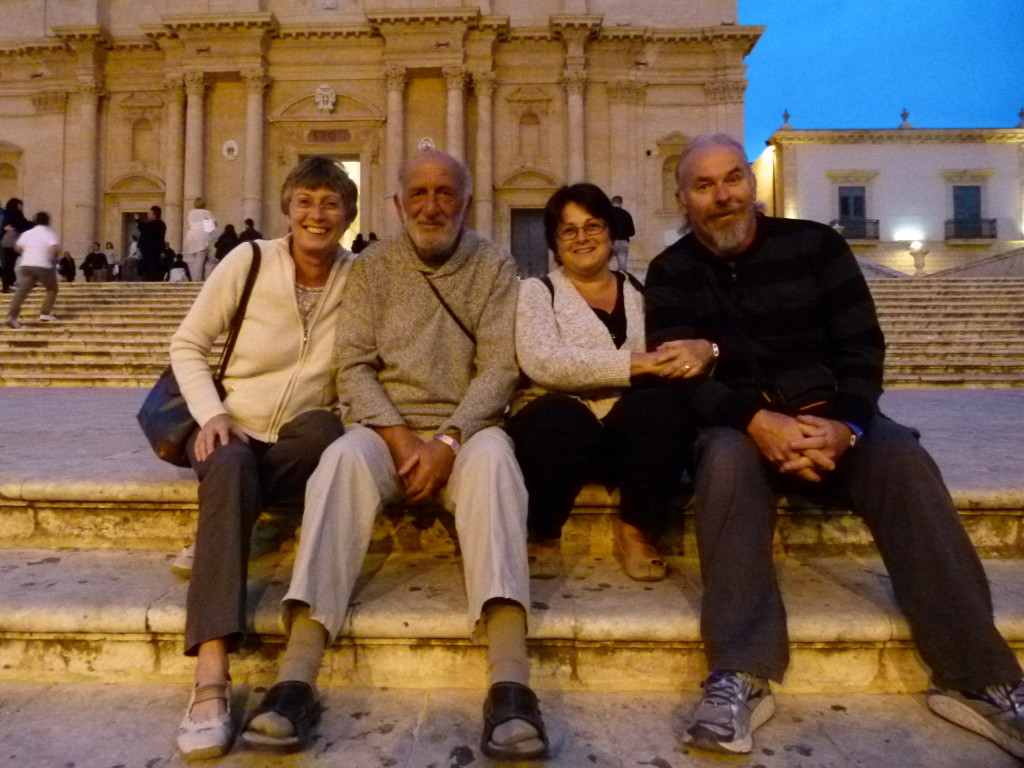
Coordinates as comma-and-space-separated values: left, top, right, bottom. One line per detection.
509, 183, 716, 581
169, 157, 357, 760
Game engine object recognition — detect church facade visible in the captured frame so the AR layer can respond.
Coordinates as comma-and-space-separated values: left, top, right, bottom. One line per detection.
0, 0, 760, 274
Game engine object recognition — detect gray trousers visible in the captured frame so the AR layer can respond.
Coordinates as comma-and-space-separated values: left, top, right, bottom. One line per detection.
7, 265, 57, 319
694, 416, 1022, 690
183, 409, 344, 655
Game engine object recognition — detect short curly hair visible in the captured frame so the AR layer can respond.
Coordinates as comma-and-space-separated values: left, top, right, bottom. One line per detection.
280, 156, 358, 224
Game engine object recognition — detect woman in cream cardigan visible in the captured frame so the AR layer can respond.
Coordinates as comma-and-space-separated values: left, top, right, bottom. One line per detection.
169, 157, 357, 760
509, 183, 715, 581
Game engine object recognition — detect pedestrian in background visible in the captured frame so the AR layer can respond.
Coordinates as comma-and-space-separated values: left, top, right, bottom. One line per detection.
214, 224, 240, 265
1, 198, 30, 293
183, 197, 217, 281
5, 211, 59, 328
58, 251, 76, 282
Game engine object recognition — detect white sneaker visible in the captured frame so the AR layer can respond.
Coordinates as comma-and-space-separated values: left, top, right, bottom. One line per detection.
172, 542, 194, 579
38, 314, 58, 322
177, 681, 233, 760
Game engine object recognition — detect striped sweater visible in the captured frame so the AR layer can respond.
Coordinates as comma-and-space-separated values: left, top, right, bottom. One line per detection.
644, 215, 885, 432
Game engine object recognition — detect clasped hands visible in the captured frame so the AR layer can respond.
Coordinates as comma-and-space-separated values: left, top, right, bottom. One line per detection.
631, 339, 716, 379
377, 425, 456, 503
746, 410, 854, 483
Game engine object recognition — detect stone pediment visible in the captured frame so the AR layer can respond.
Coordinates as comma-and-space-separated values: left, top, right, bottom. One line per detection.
499, 168, 557, 189
120, 92, 164, 109
271, 91, 383, 123
107, 173, 164, 194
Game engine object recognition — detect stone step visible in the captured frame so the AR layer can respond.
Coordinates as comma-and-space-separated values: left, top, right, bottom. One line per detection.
2, 685, 1019, 768
3, 546, 1024, 697
885, 373, 1024, 388
0, 372, 154, 386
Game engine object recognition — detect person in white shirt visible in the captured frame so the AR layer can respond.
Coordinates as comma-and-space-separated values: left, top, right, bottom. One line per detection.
6, 211, 60, 328
182, 197, 217, 281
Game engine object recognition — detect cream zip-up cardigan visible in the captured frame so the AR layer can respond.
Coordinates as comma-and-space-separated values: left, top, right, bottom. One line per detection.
170, 237, 353, 443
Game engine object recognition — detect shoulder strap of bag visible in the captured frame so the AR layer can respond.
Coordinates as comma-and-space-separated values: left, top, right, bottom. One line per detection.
421, 271, 475, 344
213, 241, 262, 381
618, 270, 645, 294
540, 275, 555, 302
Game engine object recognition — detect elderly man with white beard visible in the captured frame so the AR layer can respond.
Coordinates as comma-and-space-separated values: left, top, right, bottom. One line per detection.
241, 149, 548, 761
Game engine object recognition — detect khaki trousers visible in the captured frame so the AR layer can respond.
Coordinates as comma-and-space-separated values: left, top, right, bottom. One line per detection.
283, 424, 530, 640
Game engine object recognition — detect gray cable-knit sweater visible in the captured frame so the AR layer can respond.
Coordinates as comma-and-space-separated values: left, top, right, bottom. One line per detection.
334, 228, 519, 440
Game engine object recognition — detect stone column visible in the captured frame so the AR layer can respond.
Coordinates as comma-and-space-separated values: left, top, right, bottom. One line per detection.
607, 80, 645, 217
242, 69, 269, 230
384, 65, 406, 235
443, 66, 468, 163
162, 77, 185, 251
563, 69, 587, 183
74, 82, 103, 254
472, 72, 496, 238
182, 71, 207, 233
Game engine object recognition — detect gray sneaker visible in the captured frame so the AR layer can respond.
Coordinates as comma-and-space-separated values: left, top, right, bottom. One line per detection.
683, 669, 775, 754
928, 680, 1024, 758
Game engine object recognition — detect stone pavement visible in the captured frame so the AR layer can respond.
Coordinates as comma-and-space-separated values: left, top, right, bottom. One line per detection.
0, 684, 1017, 768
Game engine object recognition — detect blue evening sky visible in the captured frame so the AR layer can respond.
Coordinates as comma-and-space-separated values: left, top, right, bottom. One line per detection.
738, 0, 1024, 160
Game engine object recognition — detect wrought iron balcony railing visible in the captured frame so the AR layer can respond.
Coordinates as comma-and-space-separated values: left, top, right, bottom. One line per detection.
945, 218, 997, 240
831, 218, 880, 240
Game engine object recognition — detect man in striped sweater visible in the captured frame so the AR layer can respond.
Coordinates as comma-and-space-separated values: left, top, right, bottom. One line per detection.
645, 133, 1024, 759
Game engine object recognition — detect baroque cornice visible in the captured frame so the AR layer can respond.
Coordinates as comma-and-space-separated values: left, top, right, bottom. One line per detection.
50, 26, 110, 46
769, 128, 1024, 146
367, 8, 480, 28
160, 14, 279, 35
0, 39, 69, 58
275, 24, 376, 41
550, 15, 603, 36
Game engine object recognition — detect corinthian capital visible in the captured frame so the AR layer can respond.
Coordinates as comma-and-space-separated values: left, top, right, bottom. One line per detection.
443, 65, 468, 91
242, 69, 271, 93
183, 71, 208, 97
384, 65, 406, 93
562, 68, 587, 96
472, 70, 496, 97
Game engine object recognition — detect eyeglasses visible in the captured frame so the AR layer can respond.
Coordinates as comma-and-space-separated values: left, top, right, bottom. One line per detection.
290, 196, 343, 214
555, 220, 608, 242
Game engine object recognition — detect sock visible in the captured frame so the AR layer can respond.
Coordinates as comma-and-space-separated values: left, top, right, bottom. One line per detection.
484, 602, 540, 749
485, 602, 530, 686
247, 606, 327, 739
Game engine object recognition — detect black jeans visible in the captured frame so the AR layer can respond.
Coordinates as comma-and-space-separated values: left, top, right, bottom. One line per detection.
694, 416, 1021, 690
183, 409, 344, 655
507, 387, 694, 541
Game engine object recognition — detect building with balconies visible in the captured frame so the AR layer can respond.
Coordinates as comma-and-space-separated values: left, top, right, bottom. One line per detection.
751, 110, 1024, 275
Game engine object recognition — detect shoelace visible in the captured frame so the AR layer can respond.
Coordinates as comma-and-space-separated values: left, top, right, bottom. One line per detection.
703, 671, 759, 707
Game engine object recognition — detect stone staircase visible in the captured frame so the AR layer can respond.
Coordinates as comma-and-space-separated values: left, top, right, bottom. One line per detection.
3, 283, 1024, 763
2, 278, 1024, 388
872, 277, 1024, 387
2, 387, 1024, 701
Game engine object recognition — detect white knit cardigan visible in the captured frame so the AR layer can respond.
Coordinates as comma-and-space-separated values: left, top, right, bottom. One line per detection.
513, 267, 645, 419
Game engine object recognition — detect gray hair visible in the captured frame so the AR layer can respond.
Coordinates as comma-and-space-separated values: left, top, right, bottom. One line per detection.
675, 133, 751, 186
279, 155, 358, 221
397, 148, 473, 199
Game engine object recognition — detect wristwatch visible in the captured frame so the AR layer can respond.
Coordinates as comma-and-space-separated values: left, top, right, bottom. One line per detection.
434, 433, 460, 456
843, 422, 863, 448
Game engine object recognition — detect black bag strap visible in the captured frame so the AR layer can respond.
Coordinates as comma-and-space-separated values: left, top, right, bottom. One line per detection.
421, 271, 475, 343
539, 270, 643, 304
213, 241, 262, 382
